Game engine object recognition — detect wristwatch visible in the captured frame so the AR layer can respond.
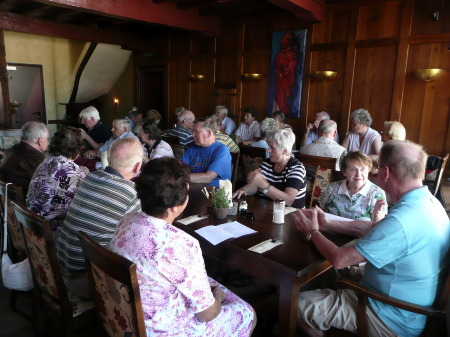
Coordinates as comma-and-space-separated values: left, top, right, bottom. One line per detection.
261, 184, 271, 195
306, 229, 319, 241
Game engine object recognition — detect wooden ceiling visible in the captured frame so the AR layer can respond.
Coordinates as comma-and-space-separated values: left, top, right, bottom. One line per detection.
0, 0, 327, 50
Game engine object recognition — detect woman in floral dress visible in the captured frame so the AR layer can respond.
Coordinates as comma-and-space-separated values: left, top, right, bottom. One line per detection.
109, 157, 256, 336
26, 127, 88, 233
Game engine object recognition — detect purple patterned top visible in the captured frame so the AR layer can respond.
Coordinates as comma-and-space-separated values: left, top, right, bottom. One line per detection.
26, 155, 88, 228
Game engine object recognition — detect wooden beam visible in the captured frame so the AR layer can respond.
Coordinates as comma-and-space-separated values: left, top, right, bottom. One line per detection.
267, 0, 325, 22
0, 11, 147, 51
34, 0, 221, 36
0, 30, 12, 128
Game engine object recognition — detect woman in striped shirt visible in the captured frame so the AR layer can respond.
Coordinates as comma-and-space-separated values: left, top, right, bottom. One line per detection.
234, 128, 306, 208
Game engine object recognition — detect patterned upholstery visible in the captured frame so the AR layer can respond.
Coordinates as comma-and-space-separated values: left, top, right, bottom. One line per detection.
310, 166, 332, 208
0, 135, 21, 149
91, 263, 138, 336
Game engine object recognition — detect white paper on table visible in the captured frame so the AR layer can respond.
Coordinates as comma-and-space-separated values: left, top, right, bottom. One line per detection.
195, 221, 257, 245
176, 214, 209, 225
248, 239, 283, 253
284, 207, 297, 215
324, 212, 353, 222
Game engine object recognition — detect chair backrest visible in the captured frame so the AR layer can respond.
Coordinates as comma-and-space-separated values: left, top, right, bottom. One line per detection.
426, 153, 449, 196
238, 144, 266, 159
238, 144, 266, 179
230, 151, 240, 191
161, 134, 180, 146
294, 152, 338, 170
10, 201, 70, 306
0, 180, 27, 259
78, 231, 147, 337
171, 143, 186, 160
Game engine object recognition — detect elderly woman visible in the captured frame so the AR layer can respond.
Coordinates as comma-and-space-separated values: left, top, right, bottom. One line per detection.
26, 127, 88, 230
235, 106, 261, 145
139, 118, 174, 163
272, 110, 292, 129
234, 128, 306, 208
341, 109, 382, 161
382, 121, 406, 142
109, 158, 256, 336
319, 151, 387, 222
251, 117, 279, 158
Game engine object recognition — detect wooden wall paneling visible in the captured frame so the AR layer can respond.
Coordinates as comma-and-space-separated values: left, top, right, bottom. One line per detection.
312, 7, 351, 44
215, 24, 239, 89
357, 0, 402, 41
390, 0, 414, 121
167, 58, 190, 127
189, 56, 215, 117
243, 22, 271, 51
351, 45, 397, 132
191, 36, 215, 55
169, 33, 191, 58
411, 0, 450, 36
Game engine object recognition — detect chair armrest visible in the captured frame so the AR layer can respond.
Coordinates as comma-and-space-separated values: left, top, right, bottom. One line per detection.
336, 278, 445, 318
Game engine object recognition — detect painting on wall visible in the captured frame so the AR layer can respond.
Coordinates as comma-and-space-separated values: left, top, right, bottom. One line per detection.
267, 29, 307, 118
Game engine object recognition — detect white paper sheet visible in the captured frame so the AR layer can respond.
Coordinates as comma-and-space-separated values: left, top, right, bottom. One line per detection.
284, 207, 297, 215
248, 239, 283, 253
176, 214, 209, 225
195, 221, 256, 245
324, 212, 353, 222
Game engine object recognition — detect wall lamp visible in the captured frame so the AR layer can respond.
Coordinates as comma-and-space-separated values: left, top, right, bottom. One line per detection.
241, 73, 262, 82
189, 74, 206, 82
311, 71, 338, 82
413, 68, 445, 82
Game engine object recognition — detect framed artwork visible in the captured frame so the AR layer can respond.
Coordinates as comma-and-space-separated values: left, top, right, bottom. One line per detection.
267, 29, 307, 118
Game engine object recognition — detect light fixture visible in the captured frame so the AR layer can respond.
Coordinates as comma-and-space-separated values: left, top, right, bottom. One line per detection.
114, 98, 119, 104
413, 68, 445, 82
189, 75, 206, 82
311, 71, 338, 82
241, 73, 262, 82
6, 65, 16, 71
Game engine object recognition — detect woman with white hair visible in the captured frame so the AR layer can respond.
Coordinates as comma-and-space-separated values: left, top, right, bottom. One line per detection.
234, 129, 306, 208
341, 108, 382, 161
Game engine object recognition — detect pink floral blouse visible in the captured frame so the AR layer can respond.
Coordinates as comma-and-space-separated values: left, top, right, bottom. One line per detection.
109, 212, 254, 336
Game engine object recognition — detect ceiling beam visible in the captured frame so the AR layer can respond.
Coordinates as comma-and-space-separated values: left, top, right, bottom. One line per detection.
33, 0, 221, 35
0, 11, 148, 51
267, 0, 326, 22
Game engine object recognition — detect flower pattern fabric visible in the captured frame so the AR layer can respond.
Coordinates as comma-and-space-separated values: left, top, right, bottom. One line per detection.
26, 155, 88, 228
109, 212, 254, 336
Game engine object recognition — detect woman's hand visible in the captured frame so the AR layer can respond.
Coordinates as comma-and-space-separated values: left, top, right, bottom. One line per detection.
211, 285, 224, 303
247, 169, 267, 189
232, 188, 248, 199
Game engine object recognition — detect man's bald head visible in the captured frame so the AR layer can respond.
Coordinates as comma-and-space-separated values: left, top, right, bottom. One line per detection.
318, 119, 337, 139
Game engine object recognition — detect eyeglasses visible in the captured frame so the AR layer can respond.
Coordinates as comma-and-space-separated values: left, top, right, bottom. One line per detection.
239, 209, 255, 221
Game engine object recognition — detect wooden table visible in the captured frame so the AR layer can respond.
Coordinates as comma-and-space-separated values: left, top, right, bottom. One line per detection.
174, 184, 355, 337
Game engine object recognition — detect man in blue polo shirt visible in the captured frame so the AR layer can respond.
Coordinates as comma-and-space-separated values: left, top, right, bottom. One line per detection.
293, 140, 449, 337
181, 117, 231, 188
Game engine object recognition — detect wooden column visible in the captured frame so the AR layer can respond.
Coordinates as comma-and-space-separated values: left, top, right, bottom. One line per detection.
0, 29, 11, 128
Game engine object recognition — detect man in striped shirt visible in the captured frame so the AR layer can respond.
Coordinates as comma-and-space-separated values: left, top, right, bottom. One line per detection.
168, 109, 195, 147
57, 137, 143, 298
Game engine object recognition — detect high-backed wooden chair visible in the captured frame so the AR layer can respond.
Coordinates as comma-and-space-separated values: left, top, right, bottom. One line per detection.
424, 153, 449, 196
230, 151, 240, 191
171, 143, 186, 160
11, 201, 95, 337
294, 152, 339, 170
336, 266, 450, 337
78, 231, 147, 337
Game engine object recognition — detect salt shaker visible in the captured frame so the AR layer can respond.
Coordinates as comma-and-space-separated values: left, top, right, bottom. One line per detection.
239, 200, 248, 212
273, 199, 285, 224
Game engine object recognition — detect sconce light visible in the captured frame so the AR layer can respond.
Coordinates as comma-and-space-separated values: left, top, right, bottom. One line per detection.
241, 73, 262, 82
114, 98, 119, 115
114, 98, 119, 104
311, 71, 338, 82
190, 75, 206, 82
413, 68, 445, 82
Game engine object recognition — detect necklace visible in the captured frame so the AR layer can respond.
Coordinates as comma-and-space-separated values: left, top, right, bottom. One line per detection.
275, 157, 288, 170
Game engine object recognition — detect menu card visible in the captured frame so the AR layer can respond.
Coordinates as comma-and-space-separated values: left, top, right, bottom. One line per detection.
195, 221, 256, 245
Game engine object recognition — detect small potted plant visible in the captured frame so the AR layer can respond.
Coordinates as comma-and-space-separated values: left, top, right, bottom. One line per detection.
210, 187, 230, 219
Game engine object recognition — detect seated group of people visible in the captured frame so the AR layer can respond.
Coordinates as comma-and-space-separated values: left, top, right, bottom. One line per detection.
0, 104, 447, 337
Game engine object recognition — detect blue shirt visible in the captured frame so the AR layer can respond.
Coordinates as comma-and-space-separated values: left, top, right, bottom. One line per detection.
181, 141, 231, 187
355, 187, 450, 337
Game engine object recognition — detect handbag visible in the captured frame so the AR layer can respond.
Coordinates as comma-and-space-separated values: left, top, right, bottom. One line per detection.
1, 182, 33, 291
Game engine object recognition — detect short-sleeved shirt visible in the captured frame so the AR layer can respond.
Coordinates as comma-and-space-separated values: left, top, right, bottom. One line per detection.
347, 127, 380, 155
307, 129, 339, 145
355, 187, 450, 337
145, 139, 174, 160
182, 141, 231, 187
259, 157, 306, 208
221, 116, 236, 135
215, 132, 239, 153
26, 155, 87, 228
99, 132, 137, 153
168, 125, 194, 147
319, 179, 386, 220
236, 121, 261, 141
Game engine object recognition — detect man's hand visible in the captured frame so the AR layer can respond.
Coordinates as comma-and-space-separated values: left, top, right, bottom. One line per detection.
292, 208, 319, 236
79, 128, 89, 139
306, 122, 314, 133
372, 199, 387, 222
83, 150, 98, 159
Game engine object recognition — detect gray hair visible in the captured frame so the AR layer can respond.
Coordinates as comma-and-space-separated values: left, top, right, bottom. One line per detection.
318, 120, 337, 135
21, 121, 48, 142
175, 106, 186, 114
178, 110, 194, 123
266, 128, 296, 153
108, 137, 143, 172
351, 108, 373, 127
316, 111, 330, 120
194, 116, 217, 133
379, 140, 427, 182
79, 106, 100, 121
260, 118, 279, 138
113, 119, 131, 132
216, 105, 228, 115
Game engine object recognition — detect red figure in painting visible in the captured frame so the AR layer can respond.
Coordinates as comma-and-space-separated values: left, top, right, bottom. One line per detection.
275, 32, 297, 115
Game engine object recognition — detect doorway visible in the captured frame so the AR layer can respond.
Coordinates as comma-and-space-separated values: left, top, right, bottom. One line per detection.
0, 63, 46, 129
137, 66, 165, 127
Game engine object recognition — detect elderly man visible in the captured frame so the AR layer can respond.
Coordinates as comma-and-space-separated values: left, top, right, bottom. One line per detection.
300, 120, 347, 170
300, 111, 339, 147
215, 105, 236, 135
124, 106, 143, 131
79, 106, 110, 153
293, 140, 449, 337
181, 117, 231, 187
168, 109, 195, 147
210, 115, 239, 153
0, 121, 48, 193
57, 137, 143, 298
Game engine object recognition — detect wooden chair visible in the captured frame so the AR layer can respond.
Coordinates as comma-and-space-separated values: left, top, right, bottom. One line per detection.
294, 152, 339, 170
172, 143, 186, 160
78, 231, 147, 337
424, 153, 449, 196
336, 266, 450, 337
238, 144, 266, 179
230, 151, 240, 191
161, 134, 180, 146
11, 201, 95, 337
